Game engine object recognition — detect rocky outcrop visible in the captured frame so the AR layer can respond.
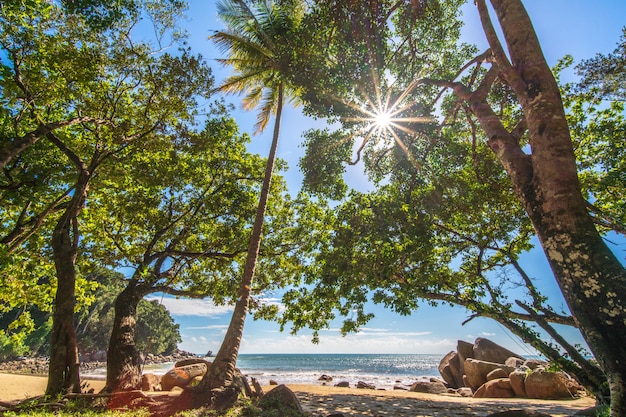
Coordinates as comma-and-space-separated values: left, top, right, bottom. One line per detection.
464, 358, 514, 390
438, 337, 584, 400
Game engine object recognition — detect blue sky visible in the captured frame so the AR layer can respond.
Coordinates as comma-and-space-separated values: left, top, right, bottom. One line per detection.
145, 0, 626, 355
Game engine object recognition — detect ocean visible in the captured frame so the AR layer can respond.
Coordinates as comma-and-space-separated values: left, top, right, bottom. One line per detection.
118, 353, 443, 389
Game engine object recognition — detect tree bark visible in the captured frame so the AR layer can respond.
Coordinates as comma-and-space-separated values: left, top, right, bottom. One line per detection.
191, 84, 285, 407
45, 173, 90, 396
104, 283, 144, 392
467, 1, 626, 413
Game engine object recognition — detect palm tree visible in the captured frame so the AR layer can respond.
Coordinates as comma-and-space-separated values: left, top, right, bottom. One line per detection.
192, 0, 302, 403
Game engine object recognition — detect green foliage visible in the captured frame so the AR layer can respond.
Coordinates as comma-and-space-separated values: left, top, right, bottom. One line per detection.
299, 129, 352, 199
212, 0, 304, 133
576, 27, 626, 102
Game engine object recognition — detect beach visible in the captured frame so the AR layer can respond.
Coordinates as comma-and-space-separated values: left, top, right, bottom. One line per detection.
0, 373, 596, 416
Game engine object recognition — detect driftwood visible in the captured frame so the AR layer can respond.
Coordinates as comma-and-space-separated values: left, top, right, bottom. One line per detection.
251, 377, 265, 397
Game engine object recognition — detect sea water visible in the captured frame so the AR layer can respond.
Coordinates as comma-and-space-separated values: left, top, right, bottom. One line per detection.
235, 353, 442, 389
88, 354, 443, 389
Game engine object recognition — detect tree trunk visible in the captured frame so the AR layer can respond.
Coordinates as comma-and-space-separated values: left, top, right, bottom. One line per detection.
191, 84, 285, 407
470, 1, 626, 413
104, 283, 144, 392
46, 175, 90, 396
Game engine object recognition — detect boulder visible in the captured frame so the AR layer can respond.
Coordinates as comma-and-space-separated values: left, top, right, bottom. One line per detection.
92, 350, 107, 361
334, 381, 350, 388
473, 338, 524, 364
260, 384, 303, 414
141, 373, 161, 391
456, 340, 474, 381
318, 374, 333, 382
356, 381, 376, 390
409, 380, 447, 394
524, 369, 574, 399
464, 358, 514, 391
160, 362, 208, 391
505, 357, 525, 368
473, 378, 515, 398
269, 379, 279, 386
456, 387, 473, 397
175, 358, 211, 368
486, 368, 509, 381
438, 351, 460, 388
523, 359, 547, 370
508, 369, 527, 397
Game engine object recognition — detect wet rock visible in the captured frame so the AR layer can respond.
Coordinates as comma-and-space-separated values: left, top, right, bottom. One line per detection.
356, 381, 376, 390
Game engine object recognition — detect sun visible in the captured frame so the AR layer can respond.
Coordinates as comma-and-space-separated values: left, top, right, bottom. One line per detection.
374, 109, 393, 129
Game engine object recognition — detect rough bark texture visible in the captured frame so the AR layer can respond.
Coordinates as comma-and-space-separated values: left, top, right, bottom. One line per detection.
191, 85, 285, 407
466, 1, 626, 414
104, 284, 144, 392
45, 174, 89, 396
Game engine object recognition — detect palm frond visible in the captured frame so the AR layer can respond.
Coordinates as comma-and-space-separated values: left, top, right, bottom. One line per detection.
254, 83, 280, 134
211, 31, 273, 63
214, 0, 303, 134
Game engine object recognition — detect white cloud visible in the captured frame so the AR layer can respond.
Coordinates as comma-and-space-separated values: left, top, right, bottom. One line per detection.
234, 331, 451, 354
145, 296, 233, 317
184, 324, 229, 330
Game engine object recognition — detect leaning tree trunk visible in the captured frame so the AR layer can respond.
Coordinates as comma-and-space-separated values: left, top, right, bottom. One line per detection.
46, 173, 90, 396
190, 85, 285, 408
104, 282, 144, 392
469, 1, 626, 414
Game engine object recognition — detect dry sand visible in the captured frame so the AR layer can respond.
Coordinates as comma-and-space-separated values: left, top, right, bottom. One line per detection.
0, 373, 595, 416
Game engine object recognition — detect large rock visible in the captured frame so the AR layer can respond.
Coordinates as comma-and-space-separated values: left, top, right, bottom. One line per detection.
356, 381, 376, 390
141, 373, 161, 391
260, 384, 303, 414
410, 380, 447, 394
508, 370, 527, 397
175, 358, 211, 368
473, 378, 515, 398
524, 369, 574, 399
464, 358, 514, 391
438, 351, 460, 388
456, 340, 474, 382
161, 362, 208, 391
486, 368, 509, 381
473, 338, 524, 364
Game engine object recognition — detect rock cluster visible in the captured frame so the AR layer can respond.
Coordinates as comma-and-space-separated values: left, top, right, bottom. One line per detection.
0, 349, 199, 376
439, 338, 583, 399
142, 358, 252, 396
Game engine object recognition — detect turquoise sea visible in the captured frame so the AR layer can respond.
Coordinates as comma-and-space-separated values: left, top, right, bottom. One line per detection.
132, 353, 443, 389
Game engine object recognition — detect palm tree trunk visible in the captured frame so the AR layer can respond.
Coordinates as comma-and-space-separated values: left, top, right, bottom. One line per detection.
192, 84, 285, 406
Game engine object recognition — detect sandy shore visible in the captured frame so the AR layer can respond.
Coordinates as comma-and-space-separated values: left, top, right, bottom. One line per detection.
0, 373, 595, 416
